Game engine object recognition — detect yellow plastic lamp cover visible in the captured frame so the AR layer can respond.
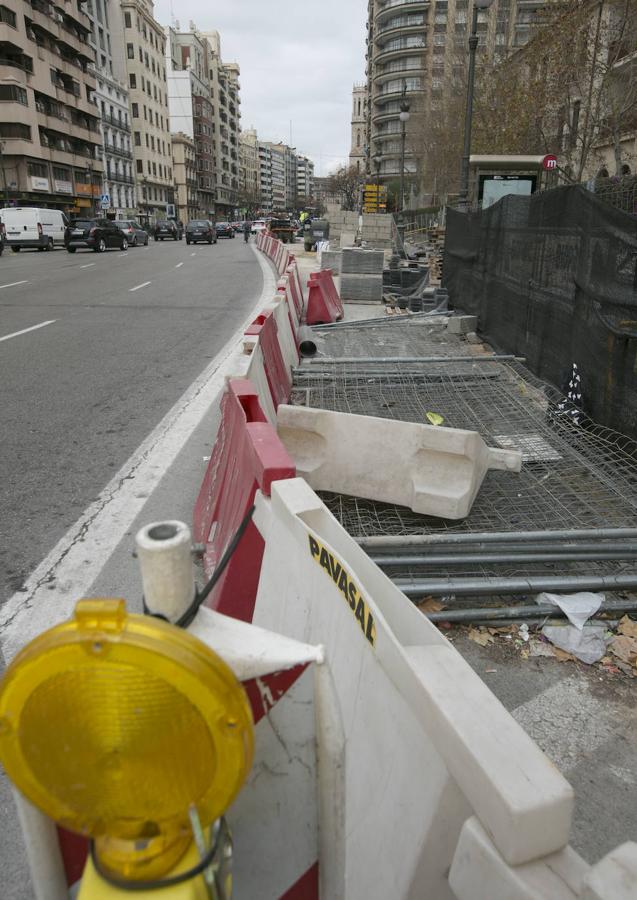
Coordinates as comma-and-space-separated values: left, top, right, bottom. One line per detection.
0, 600, 254, 845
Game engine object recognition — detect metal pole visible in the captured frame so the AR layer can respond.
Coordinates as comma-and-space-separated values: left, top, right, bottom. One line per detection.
424, 598, 637, 624
399, 117, 406, 213
372, 550, 637, 566
295, 354, 524, 366
458, 4, 480, 211
376, 163, 380, 215
394, 572, 637, 598
358, 527, 637, 549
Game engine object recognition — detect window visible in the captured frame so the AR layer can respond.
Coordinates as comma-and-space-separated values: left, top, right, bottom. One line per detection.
155, 112, 159, 126
127, 43, 134, 59
124, 11, 131, 27
144, 52, 149, 68
136, 159, 143, 173
129, 73, 136, 89
143, 105, 147, 120
0, 122, 30, 139
152, 162, 156, 175
150, 135, 154, 150
145, 133, 148, 147
131, 102, 138, 117
0, 84, 27, 105
0, 5, 16, 27
28, 161, 48, 177
134, 131, 141, 146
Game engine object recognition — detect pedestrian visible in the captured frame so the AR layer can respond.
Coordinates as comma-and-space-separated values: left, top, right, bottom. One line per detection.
243, 220, 251, 243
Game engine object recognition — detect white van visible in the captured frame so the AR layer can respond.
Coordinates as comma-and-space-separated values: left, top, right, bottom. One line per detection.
1, 207, 68, 252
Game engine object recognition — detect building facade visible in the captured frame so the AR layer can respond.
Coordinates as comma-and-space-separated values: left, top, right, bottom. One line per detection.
296, 154, 314, 202
203, 31, 241, 216
349, 83, 367, 171
171, 131, 197, 222
0, 0, 103, 213
258, 141, 287, 212
111, 0, 173, 222
85, 0, 134, 217
239, 127, 259, 207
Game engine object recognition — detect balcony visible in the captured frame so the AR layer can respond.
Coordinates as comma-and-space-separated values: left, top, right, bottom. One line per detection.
376, 17, 426, 44
104, 142, 132, 159
101, 112, 131, 131
375, 38, 426, 65
376, 0, 428, 25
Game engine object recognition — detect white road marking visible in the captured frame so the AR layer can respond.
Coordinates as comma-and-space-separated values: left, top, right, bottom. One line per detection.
190, 252, 196, 256
175, 262, 184, 268
79, 263, 95, 269
0, 280, 28, 289
0, 320, 56, 343
118, 253, 128, 257
0, 245, 277, 662
129, 280, 151, 292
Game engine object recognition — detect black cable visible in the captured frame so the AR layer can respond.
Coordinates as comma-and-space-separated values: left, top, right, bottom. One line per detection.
143, 504, 256, 629
89, 824, 220, 892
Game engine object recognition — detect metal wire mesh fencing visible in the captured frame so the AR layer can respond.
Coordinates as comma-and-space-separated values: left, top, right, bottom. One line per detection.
291, 318, 637, 616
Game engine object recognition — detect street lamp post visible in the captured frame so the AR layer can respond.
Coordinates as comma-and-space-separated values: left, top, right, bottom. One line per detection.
399, 82, 411, 213
373, 146, 382, 215
458, 0, 495, 211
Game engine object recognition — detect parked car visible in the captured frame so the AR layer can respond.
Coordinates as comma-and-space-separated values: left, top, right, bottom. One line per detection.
185, 220, 217, 245
215, 221, 235, 239
0, 221, 5, 256
1, 207, 67, 252
251, 219, 266, 235
154, 220, 179, 241
231, 221, 243, 233
66, 218, 129, 253
169, 219, 184, 238
114, 220, 149, 247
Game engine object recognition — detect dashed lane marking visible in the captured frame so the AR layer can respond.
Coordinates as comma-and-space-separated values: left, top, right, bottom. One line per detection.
0, 320, 56, 343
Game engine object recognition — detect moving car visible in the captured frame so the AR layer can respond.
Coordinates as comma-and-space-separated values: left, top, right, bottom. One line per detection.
154, 220, 179, 241
1, 207, 67, 252
114, 220, 149, 247
215, 221, 235, 239
66, 218, 129, 253
185, 220, 217, 244
251, 219, 266, 235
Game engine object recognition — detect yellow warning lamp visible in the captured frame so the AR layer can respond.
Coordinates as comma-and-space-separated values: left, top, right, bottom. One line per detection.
0, 599, 254, 888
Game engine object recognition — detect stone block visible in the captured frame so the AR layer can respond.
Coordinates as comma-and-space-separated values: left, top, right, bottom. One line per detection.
448, 315, 478, 335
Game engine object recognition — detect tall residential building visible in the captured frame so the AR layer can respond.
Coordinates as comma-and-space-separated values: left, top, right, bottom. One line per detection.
296, 155, 314, 201
258, 141, 287, 212
239, 127, 260, 205
85, 0, 134, 217
171, 131, 197, 222
110, 0, 173, 221
203, 31, 241, 216
165, 25, 216, 217
349, 83, 367, 171
0, 0, 103, 212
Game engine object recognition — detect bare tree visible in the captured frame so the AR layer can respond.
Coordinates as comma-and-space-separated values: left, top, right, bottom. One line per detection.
326, 165, 362, 211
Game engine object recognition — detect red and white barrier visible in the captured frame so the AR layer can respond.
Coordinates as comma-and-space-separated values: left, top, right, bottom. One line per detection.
192, 378, 295, 619
306, 269, 344, 325
244, 309, 292, 411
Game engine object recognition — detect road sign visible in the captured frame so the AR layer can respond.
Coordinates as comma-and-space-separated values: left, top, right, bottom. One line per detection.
166, 203, 176, 218
100, 193, 110, 209
542, 154, 558, 171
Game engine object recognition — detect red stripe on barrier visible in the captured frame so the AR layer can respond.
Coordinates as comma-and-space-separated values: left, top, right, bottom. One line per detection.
193, 378, 295, 620
245, 309, 292, 409
285, 264, 304, 321
243, 664, 309, 725
58, 827, 88, 887
280, 862, 320, 899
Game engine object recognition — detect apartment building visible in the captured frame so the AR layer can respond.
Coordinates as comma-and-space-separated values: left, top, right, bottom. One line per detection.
239, 126, 259, 205
165, 25, 215, 217
203, 31, 241, 217
111, 0, 172, 221
259, 141, 286, 212
349, 83, 367, 171
171, 131, 197, 222
0, 0, 103, 212
84, 0, 134, 217
296, 154, 314, 201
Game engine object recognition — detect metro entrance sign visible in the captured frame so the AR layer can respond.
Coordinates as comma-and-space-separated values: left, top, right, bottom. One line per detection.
542, 154, 558, 171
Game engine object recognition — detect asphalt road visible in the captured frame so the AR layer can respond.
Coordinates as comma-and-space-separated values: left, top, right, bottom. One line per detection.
0, 234, 261, 607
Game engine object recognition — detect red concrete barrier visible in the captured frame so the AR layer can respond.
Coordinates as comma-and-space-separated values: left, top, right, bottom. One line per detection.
285, 262, 305, 321
306, 269, 344, 325
245, 309, 292, 409
193, 378, 295, 621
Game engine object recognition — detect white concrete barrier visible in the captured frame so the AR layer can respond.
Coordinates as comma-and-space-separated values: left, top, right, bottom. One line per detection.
264, 295, 299, 372
276, 405, 522, 519
239, 337, 277, 424
252, 478, 577, 897
277, 275, 301, 335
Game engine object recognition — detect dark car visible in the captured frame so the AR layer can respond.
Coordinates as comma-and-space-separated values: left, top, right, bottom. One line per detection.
185, 220, 217, 245
215, 221, 235, 239
154, 220, 179, 241
66, 218, 129, 253
115, 219, 149, 247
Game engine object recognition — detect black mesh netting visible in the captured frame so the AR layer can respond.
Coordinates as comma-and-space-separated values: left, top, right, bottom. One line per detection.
443, 185, 637, 439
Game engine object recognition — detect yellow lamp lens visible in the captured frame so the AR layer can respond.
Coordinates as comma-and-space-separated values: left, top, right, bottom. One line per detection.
0, 599, 254, 843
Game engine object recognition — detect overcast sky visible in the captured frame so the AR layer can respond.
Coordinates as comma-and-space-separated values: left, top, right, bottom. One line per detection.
153, 0, 367, 176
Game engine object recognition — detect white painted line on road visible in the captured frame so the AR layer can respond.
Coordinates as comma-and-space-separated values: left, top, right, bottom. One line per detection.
79, 263, 95, 269
175, 262, 184, 268
118, 253, 128, 258
0, 280, 28, 289
0, 320, 56, 343
0, 244, 277, 663
190, 252, 196, 256
129, 281, 152, 292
